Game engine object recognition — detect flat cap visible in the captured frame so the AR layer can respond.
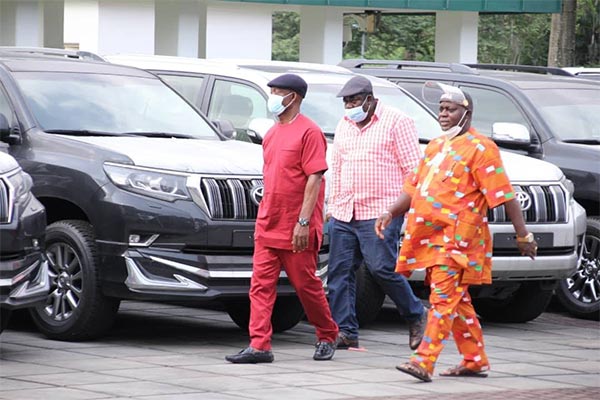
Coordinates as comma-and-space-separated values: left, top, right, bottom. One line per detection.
267, 73, 308, 98
336, 75, 373, 97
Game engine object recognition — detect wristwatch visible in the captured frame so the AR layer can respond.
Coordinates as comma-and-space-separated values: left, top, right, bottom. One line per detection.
297, 217, 309, 227
516, 232, 535, 243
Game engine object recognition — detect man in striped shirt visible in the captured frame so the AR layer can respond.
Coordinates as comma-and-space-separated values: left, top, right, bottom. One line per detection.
327, 76, 427, 351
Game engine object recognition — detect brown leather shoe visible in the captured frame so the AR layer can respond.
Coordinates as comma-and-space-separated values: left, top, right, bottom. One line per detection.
408, 311, 427, 350
335, 332, 359, 349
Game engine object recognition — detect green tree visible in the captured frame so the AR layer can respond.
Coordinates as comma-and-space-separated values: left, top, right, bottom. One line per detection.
272, 12, 300, 61
575, 0, 600, 66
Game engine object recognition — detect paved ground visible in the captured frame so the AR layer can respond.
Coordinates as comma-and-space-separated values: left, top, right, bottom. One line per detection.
0, 301, 598, 400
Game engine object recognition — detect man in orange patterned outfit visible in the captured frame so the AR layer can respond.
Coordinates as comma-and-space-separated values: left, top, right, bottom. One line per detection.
375, 82, 538, 382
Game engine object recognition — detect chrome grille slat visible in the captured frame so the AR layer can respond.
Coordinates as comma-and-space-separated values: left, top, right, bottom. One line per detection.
0, 179, 8, 223
487, 184, 567, 224
199, 177, 263, 220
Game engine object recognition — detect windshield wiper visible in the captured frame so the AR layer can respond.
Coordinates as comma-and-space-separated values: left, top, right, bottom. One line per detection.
562, 139, 600, 145
44, 129, 128, 136
123, 131, 195, 139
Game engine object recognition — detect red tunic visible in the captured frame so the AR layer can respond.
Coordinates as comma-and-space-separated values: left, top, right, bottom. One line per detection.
254, 114, 328, 250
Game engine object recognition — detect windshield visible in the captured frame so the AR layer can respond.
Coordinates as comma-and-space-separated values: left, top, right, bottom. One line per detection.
14, 72, 219, 139
301, 84, 442, 140
525, 88, 600, 142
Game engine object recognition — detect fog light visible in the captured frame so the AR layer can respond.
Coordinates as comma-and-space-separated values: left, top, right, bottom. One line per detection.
128, 234, 159, 247
129, 234, 141, 244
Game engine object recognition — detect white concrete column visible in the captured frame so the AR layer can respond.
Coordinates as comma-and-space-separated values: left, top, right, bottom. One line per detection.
0, 0, 63, 48
155, 0, 202, 57
97, 1, 155, 55
64, 1, 99, 51
434, 11, 479, 63
204, 2, 272, 59
299, 6, 344, 65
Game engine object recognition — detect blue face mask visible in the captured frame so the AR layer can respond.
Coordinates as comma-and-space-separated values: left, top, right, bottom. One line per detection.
345, 97, 370, 122
267, 92, 293, 116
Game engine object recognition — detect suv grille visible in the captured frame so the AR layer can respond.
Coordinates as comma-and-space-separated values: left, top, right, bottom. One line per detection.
200, 177, 263, 220
0, 179, 9, 223
488, 185, 567, 223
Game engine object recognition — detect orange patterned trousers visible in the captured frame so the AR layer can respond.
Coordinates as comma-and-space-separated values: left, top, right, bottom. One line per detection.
410, 264, 490, 374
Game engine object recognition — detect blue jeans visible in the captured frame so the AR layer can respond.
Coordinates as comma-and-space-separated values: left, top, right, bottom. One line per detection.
327, 217, 425, 340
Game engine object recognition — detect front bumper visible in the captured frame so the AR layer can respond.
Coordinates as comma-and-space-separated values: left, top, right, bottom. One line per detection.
0, 252, 49, 309
93, 184, 328, 302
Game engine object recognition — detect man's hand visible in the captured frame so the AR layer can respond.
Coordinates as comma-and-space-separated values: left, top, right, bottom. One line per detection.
292, 224, 309, 252
517, 240, 537, 260
375, 211, 393, 239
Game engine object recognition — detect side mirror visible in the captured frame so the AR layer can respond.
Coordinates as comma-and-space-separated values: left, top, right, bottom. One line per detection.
0, 113, 9, 141
212, 119, 237, 140
491, 122, 531, 145
247, 118, 275, 144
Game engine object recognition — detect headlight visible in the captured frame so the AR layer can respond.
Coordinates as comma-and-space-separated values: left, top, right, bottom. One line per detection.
103, 163, 192, 202
560, 176, 575, 195
7, 169, 33, 204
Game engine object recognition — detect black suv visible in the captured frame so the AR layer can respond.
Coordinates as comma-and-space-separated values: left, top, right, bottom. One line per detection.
0, 148, 48, 334
0, 49, 312, 340
341, 59, 600, 319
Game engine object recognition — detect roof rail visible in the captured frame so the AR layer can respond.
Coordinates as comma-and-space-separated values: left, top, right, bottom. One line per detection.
338, 59, 477, 74
0, 46, 105, 62
465, 63, 573, 76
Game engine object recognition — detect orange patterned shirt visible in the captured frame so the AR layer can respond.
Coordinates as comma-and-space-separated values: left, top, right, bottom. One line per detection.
396, 128, 514, 285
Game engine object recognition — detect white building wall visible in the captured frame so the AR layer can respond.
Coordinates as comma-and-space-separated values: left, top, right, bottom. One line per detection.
434, 11, 478, 63
204, 3, 272, 59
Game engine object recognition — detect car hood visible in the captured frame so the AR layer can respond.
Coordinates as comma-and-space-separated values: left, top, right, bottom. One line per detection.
61, 136, 264, 174
499, 149, 564, 182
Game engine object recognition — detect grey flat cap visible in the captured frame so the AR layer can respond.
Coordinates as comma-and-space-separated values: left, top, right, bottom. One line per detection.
336, 76, 373, 97
267, 73, 308, 98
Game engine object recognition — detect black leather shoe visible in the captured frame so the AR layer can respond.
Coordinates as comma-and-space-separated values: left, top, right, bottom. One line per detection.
335, 332, 359, 349
313, 341, 336, 361
408, 311, 427, 350
225, 347, 274, 364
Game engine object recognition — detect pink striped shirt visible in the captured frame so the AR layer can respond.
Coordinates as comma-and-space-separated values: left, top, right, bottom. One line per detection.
328, 101, 422, 222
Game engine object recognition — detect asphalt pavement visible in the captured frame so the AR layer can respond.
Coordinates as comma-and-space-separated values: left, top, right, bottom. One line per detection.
0, 301, 598, 400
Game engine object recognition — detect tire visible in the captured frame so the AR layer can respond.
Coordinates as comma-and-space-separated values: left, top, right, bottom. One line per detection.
474, 281, 556, 323
556, 216, 600, 320
225, 296, 305, 333
29, 220, 120, 341
0, 309, 11, 334
355, 263, 385, 327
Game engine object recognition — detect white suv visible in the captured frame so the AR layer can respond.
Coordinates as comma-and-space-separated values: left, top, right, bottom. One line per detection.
106, 54, 586, 323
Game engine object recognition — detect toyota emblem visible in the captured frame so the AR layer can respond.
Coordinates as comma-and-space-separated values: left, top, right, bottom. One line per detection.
515, 191, 532, 211
250, 184, 264, 206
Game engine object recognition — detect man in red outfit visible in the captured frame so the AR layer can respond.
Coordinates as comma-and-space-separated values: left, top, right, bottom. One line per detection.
226, 74, 339, 364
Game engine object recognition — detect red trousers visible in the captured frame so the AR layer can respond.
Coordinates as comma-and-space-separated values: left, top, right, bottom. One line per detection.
249, 241, 338, 350
411, 265, 490, 374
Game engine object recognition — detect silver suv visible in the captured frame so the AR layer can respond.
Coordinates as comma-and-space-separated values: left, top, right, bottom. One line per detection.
106, 55, 586, 323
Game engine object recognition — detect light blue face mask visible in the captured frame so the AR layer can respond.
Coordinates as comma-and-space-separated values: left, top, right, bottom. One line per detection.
267, 92, 293, 116
344, 96, 370, 122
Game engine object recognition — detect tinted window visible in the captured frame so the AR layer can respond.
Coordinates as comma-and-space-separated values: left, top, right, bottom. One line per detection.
159, 74, 205, 108
207, 79, 268, 143
15, 72, 218, 139
525, 88, 600, 141
458, 85, 530, 137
